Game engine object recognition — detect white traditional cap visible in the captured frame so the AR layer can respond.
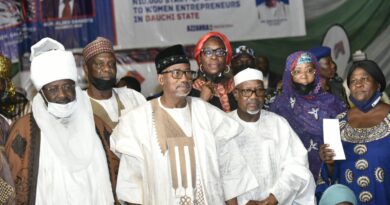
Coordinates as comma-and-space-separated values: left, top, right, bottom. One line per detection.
352, 50, 367, 62
30, 38, 77, 91
234, 68, 263, 86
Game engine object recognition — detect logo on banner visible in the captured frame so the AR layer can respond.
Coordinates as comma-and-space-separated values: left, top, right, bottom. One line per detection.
322, 24, 351, 78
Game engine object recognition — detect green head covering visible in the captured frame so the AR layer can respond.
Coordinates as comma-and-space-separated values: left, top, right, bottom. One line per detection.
319, 184, 357, 205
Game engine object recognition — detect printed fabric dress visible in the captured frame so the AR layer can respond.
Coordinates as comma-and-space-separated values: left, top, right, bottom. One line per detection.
316, 111, 390, 204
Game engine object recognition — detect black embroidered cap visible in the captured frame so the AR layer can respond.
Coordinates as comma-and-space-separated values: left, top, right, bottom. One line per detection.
155, 44, 189, 74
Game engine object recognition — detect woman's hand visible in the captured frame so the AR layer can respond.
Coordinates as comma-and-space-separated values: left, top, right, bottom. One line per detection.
319, 144, 336, 177
319, 144, 335, 164
200, 81, 214, 101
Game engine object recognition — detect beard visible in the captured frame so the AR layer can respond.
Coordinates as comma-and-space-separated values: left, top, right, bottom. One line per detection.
246, 98, 262, 114
247, 109, 260, 115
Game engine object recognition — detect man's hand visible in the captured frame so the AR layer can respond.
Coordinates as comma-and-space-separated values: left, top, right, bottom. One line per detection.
226, 197, 238, 205
245, 194, 278, 205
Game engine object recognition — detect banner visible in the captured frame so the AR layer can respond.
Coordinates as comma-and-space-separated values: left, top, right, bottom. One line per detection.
0, 0, 306, 98
114, 0, 306, 49
0, 0, 115, 62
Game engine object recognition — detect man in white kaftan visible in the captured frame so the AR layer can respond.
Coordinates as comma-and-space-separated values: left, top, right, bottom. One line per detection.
5, 38, 114, 204
111, 45, 257, 205
82, 37, 146, 129
230, 68, 316, 205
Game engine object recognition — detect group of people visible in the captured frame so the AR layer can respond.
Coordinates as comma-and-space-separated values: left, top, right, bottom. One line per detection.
0, 31, 388, 205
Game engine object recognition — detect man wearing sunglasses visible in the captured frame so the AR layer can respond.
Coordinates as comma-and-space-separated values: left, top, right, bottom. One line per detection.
111, 44, 257, 205
230, 68, 315, 205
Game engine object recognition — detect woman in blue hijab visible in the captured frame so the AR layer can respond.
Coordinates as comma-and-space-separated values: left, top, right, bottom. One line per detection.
270, 51, 346, 181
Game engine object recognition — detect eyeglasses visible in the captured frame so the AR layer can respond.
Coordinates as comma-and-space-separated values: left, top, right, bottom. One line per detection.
349, 76, 371, 87
201, 48, 227, 57
291, 68, 316, 77
42, 83, 75, 96
161, 69, 198, 79
237, 88, 266, 97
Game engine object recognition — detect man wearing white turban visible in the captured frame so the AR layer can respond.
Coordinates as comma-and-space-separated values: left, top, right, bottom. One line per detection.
230, 68, 316, 205
4, 38, 117, 205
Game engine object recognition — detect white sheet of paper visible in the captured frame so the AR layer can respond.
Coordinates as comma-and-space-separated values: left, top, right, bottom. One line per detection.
323, 119, 346, 160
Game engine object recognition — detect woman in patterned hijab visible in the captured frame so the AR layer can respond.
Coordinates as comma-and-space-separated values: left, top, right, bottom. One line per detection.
270, 51, 346, 181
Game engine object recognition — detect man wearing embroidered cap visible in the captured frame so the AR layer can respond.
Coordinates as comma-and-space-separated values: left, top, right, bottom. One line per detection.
229, 68, 316, 205
83, 37, 145, 129
111, 44, 257, 205
5, 38, 118, 204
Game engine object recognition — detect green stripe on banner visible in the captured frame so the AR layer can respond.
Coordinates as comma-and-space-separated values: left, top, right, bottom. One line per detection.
231, 0, 390, 75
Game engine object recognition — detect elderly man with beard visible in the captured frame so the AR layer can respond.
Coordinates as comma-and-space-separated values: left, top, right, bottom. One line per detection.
110, 44, 257, 205
5, 38, 117, 204
229, 68, 316, 205
83, 37, 146, 129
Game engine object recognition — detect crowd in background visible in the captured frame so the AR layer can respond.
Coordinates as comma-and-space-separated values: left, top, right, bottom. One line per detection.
0, 31, 389, 205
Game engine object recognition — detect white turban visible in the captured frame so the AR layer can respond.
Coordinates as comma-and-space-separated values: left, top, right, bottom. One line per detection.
234, 68, 264, 86
30, 37, 77, 91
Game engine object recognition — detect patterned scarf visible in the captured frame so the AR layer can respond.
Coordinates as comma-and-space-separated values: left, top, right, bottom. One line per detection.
193, 77, 234, 112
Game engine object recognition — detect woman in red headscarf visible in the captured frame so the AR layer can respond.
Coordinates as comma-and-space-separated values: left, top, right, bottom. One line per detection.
190, 32, 236, 112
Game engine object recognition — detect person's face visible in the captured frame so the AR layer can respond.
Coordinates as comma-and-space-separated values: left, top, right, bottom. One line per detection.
291, 62, 316, 85
85, 52, 117, 81
256, 56, 269, 75
233, 80, 265, 115
330, 60, 337, 78
158, 63, 193, 98
231, 54, 255, 71
41, 79, 76, 104
200, 37, 227, 77
349, 68, 380, 102
265, 0, 278, 7
319, 56, 333, 79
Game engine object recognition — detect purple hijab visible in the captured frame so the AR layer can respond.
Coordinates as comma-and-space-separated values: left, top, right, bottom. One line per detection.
270, 51, 346, 180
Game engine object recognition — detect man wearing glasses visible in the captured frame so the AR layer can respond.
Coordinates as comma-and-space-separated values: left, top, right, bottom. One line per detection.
229, 68, 316, 205
111, 44, 257, 205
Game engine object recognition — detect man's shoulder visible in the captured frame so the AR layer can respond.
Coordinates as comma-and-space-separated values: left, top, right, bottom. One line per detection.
262, 110, 290, 125
11, 113, 33, 129
114, 87, 146, 101
121, 100, 151, 119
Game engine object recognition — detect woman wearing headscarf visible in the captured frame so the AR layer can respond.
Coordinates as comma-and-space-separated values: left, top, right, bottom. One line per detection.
319, 184, 357, 205
269, 51, 346, 181
191, 32, 236, 112
317, 60, 390, 205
